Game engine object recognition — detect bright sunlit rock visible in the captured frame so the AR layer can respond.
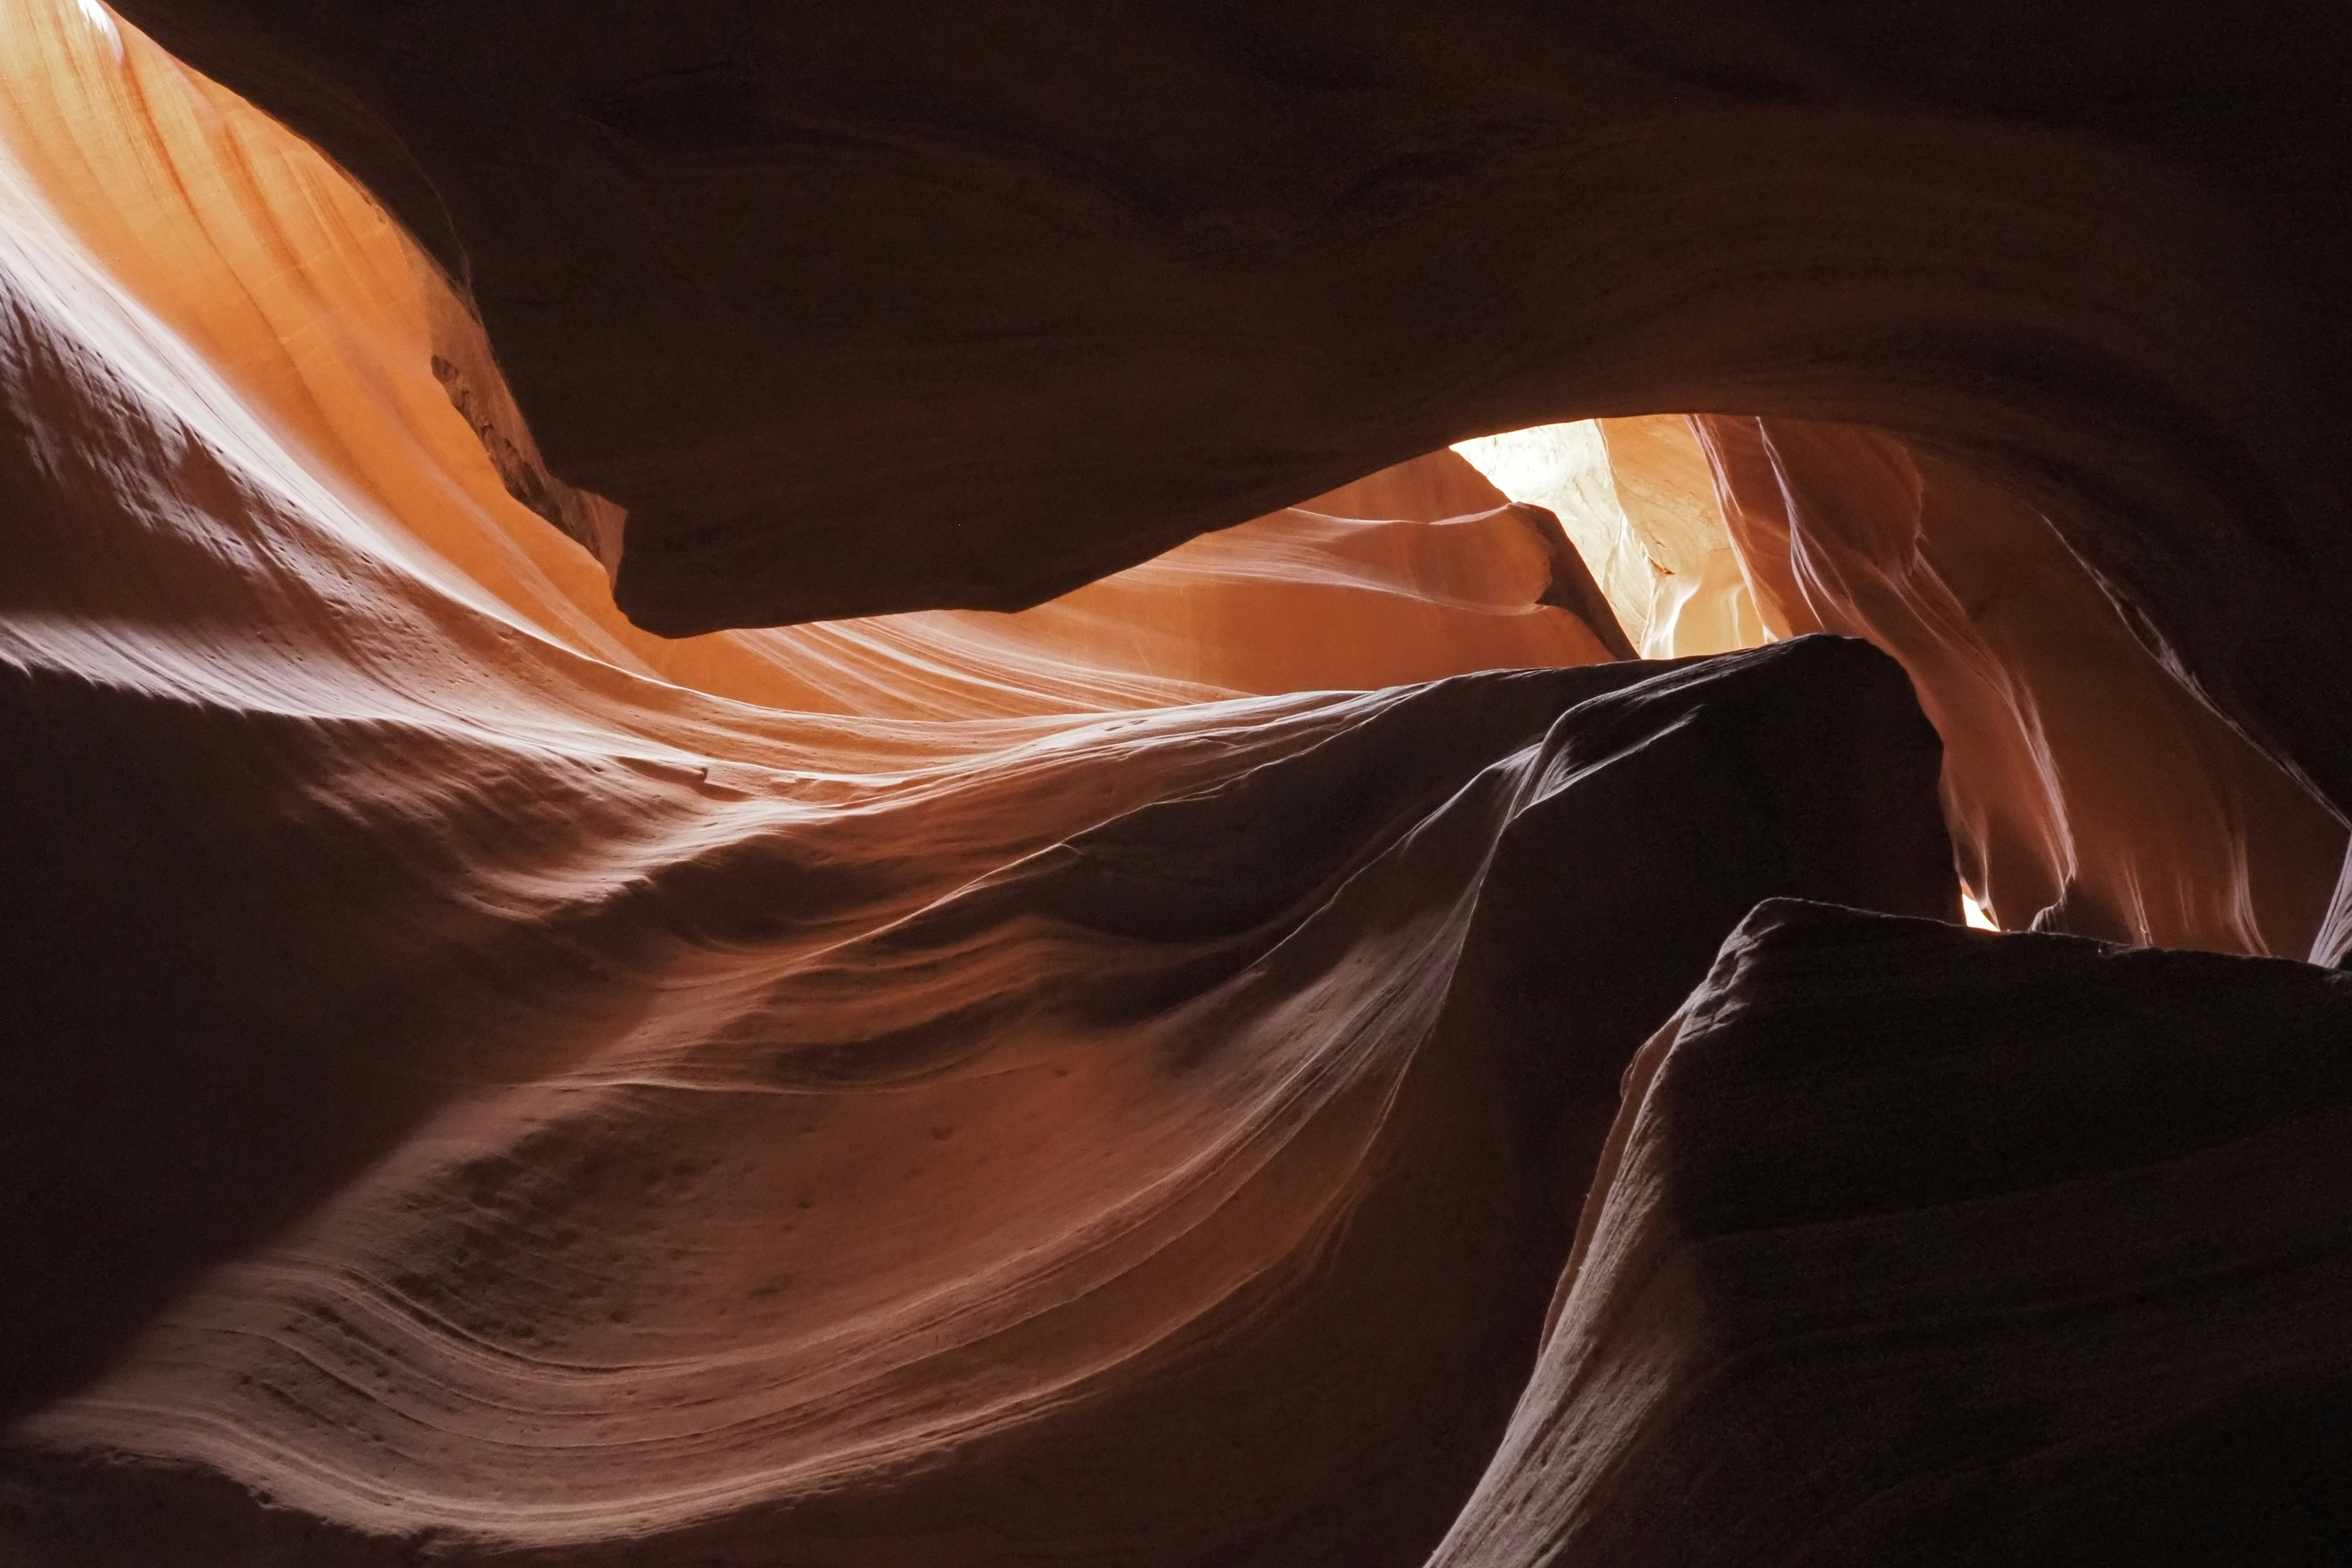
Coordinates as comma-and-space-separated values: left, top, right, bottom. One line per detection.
1452, 420, 1765, 659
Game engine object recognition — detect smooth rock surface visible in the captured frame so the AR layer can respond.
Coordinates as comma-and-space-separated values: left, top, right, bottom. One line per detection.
1434, 899, 2352, 1567
0, 21, 1963, 1551
1692, 413, 2348, 957
94, 0, 2352, 840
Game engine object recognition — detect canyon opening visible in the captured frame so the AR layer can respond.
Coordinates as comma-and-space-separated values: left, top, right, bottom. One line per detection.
4, 2, 2351, 1566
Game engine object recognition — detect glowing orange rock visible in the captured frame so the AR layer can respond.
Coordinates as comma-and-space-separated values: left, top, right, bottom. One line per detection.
5, 5, 2352, 1566
1692, 414, 2345, 957
0, 11, 1950, 1565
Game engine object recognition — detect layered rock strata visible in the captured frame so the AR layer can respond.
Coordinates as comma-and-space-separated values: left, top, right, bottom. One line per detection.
99, 0, 2352, 848
1, 13, 1971, 1555
5, 1, 2351, 1562
1458, 409, 2349, 959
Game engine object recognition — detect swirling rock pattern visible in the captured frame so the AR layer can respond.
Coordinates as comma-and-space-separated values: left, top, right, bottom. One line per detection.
1692, 413, 2348, 957
96, 0, 2352, 835
1, 639, 1956, 1566
0, 87, 1964, 1540
0, 10, 1964, 1558
6, 1, 2352, 1562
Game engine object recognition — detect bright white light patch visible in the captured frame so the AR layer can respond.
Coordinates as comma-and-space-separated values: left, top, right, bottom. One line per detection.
1961, 890, 1999, 930
74, 0, 124, 59
1453, 421, 1662, 649
1452, 418, 1768, 658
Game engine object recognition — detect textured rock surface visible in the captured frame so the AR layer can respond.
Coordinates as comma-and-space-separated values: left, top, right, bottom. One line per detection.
6, 1, 2352, 1562
94, 0, 2352, 838
0, 639, 1954, 1567
1693, 413, 2348, 957
0, 0, 1637, 723
0, 0, 1627, 1430
0, 14, 1969, 1557
0, 141, 1959, 1542
1451, 407, 2348, 959
1433, 899, 2352, 1568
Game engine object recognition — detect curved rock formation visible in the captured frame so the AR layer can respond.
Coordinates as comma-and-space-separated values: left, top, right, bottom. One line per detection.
0, 10, 1956, 1559
0, 0, 1629, 723
0, 0, 1628, 1432
1451, 409, 2348, 959
1434, 899, 2352, 1567
6, 0, 2352, 1562
0, 36, 1963, 1542
1693, 413, 2347, 957
94, 0, 2352, 840
3, 636, 1956, 1566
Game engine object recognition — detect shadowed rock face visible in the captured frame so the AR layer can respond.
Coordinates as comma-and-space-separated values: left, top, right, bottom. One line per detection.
0, 308, 1962, 1547
102, 0, 2352, 833
0, 29, 1971, 1550
5, 2, 2352, 1563
1434, 900, 2352, 1568
1689, 413, 2348, 957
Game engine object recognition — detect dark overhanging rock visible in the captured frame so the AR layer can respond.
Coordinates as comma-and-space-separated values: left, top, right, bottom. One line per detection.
1434, 898, 2352, 1567
103, 0, 2352, 828
4, 7, 2351, 1557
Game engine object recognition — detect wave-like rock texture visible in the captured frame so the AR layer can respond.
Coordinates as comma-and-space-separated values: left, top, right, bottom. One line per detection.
2, 638, 1955, 1567
8, 2, 2352, 1563
0, 135, 1960, 1544
1449, 407, 2349, 961
0, 0, 1629, 728
1691, 413, 2348, 958
100, 0, 2352, 842
1434, 900, 2352, 1568
0, 10, 1972, 1559
26, 0, 2348, 965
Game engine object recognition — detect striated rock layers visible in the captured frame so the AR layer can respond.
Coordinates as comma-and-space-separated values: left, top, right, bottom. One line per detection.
1691, 413, 2348, 959
1435, 900, 2352, 1567
2, 635, 1954, 1566
5, 1, 2352, 1564
0, 66, 1972, 1543
85, 0, 2352, 954
0, 15, 1964, 1556
1457, 409, 2350, 960
0, 0, 1633, 726
98, 0, 2352, 843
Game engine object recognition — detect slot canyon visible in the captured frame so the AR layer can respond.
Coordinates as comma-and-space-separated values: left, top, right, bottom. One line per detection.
3, 0, 2350, 1562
